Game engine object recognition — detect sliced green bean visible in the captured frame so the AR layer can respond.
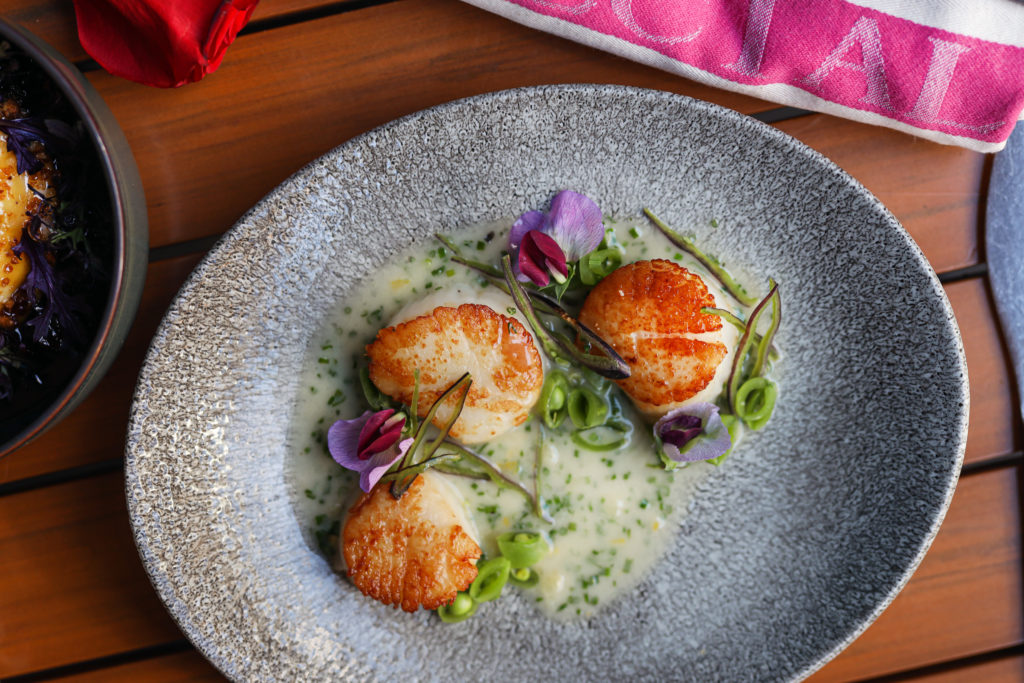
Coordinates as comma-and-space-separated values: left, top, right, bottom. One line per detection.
726, 282, 778, 413
579, 248, 623, 285
469, 557, 511, 602
358, 363, 391, 411
497, 531, 551, 568
502, 255, 630, 379
735, 377, 777, 430
735, 377, 777, 423
570, 422, 630, 451
391, 373, 471, 499
539, 371, 569, 429
644, 208, 758, 306
702, 306, 779, 361
751, 282, 781, 378
567, 386, 609, 429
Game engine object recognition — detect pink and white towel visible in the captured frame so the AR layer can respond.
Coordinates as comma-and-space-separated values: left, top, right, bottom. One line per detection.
460, 0, 1024, 152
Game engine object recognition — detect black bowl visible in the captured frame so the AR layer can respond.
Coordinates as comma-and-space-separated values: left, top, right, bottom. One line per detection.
0, 20, 147, 456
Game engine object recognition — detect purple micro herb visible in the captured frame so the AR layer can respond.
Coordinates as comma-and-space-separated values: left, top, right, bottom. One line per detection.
653, 403, 732, 463
328, 409, 413, 493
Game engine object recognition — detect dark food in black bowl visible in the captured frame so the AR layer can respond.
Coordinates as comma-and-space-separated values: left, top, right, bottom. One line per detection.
0, 19, 147, 455
0, 42, 112, 427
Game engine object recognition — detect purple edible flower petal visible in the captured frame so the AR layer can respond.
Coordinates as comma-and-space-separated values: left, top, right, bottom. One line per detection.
654, 403, 731, 462
508, 190, 605, 282
328, 409, 412, 492
509, 210, 544, 252
546, 190, 605, 260
359, 437, 414, 492
518, 230, 568, 286
659, 414, 702, 448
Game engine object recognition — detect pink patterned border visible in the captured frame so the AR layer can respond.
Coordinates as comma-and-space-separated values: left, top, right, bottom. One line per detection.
504, 0, 1024, 144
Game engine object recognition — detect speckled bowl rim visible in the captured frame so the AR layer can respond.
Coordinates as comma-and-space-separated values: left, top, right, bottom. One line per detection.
126, 84, 967, 682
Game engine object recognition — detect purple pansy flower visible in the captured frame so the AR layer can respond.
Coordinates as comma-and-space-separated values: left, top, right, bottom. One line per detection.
654, 403, 732, 463
328, 409, 413, 492
509, 190, 605, 286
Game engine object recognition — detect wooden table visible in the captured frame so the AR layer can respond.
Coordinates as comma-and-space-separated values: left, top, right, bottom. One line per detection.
1, 2, 1021, 681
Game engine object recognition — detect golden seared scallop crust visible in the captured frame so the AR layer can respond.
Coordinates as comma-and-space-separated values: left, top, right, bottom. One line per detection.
366, 303, 544, 443
578, 259, 728, 414
343, 472, 481, 612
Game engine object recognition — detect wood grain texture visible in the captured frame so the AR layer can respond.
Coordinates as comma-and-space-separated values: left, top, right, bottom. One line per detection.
87, 0, 774, 252
899, 653, 1024, 683
774, 115, 985, 274
0, 254, 203, 485
1, 462, 1016, 679
946, 278, 1020, 465
810, 466, 1023, 681
48, 650, 225, 683
2, 0, 362, 64
0, 474, 182, 678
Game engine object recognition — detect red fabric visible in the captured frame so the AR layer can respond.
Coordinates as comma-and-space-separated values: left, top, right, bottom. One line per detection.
73, 0, 259, 88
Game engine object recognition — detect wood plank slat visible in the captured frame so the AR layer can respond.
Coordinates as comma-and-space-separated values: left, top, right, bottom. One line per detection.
9, 0, 984, 275
88, 0, 776, 253
809, 466, 1023, 681
1, 463, 1017, 679
0, 474, 183, 678
946, 278, 1020, 465
3, 0, 363, 65
897, 652, 1024, 683
0, 253, 203, 485
47, 650, 224, 683
774, 114, 985, 274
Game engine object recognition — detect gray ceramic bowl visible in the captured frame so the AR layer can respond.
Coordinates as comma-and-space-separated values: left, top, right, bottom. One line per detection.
0, 20, 148, 455
126, 85, 966, 681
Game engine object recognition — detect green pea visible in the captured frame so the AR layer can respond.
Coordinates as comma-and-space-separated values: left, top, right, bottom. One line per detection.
438, 592, 478, 623
508, 567, 540, 588
469, 557, 511, 602
539, 371, 570, 429
497, 531, 551, 568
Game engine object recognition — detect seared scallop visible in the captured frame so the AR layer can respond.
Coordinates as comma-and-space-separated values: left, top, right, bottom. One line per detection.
366, 301, 544, 443
342, 470, 481, 612
578, 259, 738, 418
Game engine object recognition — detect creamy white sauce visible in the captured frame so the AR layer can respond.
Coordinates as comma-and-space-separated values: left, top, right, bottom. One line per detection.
287, 218, 750, 620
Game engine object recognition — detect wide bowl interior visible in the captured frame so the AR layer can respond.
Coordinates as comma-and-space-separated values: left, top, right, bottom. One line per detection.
126, 85, 965, 682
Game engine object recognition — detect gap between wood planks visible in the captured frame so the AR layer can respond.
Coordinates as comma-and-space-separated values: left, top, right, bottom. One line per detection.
3, 640, 193, 683
71, 0, 408, 74
853, 642, 1024, 683
138, 105, 810, 264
